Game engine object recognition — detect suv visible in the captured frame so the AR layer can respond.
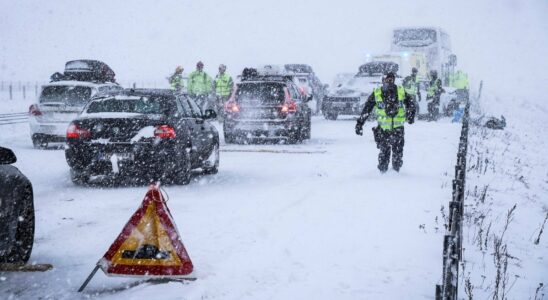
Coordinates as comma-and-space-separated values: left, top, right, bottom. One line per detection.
223, 68, 312, 144
0, 147, 34, 264
284, 64, 326, 114
65, 89, 219, 185
29, 60, 122, 148
322, 62, 397, 120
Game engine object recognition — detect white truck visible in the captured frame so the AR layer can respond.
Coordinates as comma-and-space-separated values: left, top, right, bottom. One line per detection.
391, 27, 457, 85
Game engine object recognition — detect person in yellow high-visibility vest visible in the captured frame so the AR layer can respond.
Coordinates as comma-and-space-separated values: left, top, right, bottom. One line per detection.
355, 72, 416, 173
188, 61, 213, 111
450, 70, 469, 102
214, 64, 234, 119
168, 66, 184, 92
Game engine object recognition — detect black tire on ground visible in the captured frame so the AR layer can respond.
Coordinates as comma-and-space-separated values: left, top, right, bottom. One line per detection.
203, 143, 219, 175
31, 134, 46, 149
70, 168, 89, 185
324, 111, 338, 120
2, 185, 34, 263
224, 132, 236, 144
173, 150, 192, 185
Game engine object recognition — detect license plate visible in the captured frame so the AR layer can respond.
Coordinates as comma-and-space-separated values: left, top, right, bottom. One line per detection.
332, 102, 346, 108
98, 153, 134, 161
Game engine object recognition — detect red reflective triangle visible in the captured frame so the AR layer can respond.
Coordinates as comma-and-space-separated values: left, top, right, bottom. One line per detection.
98, 185, 194, 278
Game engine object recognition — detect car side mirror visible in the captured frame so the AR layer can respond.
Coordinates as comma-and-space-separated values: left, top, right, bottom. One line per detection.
0, 147, 17, 165
203, 109, 217, 120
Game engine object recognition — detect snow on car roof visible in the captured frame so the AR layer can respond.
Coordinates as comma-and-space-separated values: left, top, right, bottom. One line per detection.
42, 80, 115, 87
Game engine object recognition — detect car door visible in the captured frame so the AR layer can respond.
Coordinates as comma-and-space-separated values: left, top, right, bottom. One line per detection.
178, 96, 214, 164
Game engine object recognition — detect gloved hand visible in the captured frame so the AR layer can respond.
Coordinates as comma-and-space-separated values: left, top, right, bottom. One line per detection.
355, 122, 364, 135
408, 118, 415, 124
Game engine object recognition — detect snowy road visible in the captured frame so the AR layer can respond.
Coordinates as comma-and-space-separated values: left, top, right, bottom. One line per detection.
0, 116, 460, 299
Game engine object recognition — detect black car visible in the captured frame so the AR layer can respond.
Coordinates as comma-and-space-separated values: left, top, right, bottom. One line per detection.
0, 147, 34, 264
223, 69, 312, 144
65, 89, 220, 185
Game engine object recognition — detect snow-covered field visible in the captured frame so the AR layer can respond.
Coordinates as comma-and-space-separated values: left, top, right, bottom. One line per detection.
0, 101, 463, 299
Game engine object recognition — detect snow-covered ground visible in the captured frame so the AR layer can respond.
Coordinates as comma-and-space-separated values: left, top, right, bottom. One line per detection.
0, 102, 463, 299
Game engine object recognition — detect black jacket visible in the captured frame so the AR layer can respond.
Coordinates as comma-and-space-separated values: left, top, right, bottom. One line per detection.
357, 85, 416, 125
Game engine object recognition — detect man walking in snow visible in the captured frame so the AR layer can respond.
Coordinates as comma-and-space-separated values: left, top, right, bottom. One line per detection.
355, 72, 416, 173
188, 61, 213, 111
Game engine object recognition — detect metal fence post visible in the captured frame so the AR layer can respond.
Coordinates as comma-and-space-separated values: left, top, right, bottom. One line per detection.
23, 86, 26, 99
9, 85, 13, 100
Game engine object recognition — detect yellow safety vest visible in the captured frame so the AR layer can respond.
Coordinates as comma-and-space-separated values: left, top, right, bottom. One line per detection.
374, 86, 406, 130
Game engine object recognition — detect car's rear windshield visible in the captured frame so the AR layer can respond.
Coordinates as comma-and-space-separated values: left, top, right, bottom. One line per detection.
236, 83, 285, 104
85, 96, 176, 114
40, 86, 92, 106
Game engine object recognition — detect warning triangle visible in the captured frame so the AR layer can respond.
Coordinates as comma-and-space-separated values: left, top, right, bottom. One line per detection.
98, 185, 194, 278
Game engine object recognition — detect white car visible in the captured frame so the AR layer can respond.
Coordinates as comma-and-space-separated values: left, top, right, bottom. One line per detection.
29, 80, 122, 148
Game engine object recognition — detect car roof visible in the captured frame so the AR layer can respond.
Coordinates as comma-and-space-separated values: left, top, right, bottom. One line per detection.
42, 80, 116, 88
94, 88, 178, 99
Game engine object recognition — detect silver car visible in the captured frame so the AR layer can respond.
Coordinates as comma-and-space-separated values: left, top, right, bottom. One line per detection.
29, 81, 122, 148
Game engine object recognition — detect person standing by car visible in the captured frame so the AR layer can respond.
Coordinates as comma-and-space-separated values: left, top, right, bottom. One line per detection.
402, 67, 421, 112
426, 70, 444, 121
169, 66, 184, 92
355, 72, 416, 173
214, 64, 234, 119
188, 61, 213, 111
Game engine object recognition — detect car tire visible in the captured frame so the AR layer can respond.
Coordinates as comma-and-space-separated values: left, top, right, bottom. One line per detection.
323, 111, 338, 120
70, 168, 89, 185
203, 143, 219, 175
31, 134, 46, 149
2, 185, 35, 263
224, 132, 235, 144
173, 150, 192, 185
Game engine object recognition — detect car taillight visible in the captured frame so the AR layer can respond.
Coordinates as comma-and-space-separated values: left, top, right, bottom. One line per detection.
280, 100, 297, 113
29, 104, 42, 116
154, 125, 176, 139
66, 123, 91, 139
224, 100, 240, 113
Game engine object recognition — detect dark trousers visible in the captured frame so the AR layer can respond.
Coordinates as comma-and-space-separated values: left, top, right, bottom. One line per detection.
427, 95, 440, 121
375, 127, 405, 172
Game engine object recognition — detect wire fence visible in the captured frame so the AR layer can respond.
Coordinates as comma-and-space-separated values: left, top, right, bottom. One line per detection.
435, 99, 470, 300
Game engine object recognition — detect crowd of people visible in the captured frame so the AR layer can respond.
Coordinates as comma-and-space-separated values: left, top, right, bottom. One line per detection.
168, 61, 234, 119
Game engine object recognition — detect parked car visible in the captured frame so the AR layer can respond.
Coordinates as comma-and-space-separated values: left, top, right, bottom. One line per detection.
29, 60, 122, 148
223, 68, 312, 144
65, 89, 219, 185
0, 146, 34, 264
284, 64, 326, 114
322, 62, 397, 120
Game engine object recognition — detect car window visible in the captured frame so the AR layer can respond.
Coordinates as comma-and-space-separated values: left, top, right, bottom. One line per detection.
40, 86, 92, 106
236, 82, 285, 104
288, 84, 301, 101
85, 96, 177, 115
186, 98, 203, 118
176, 97, 193, 117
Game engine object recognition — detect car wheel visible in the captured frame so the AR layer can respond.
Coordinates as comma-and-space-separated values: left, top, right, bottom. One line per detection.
203, 143, 219, 175
323, 111, 338, 120
304, 119, 311, 140
2, 185, 34, 263
70, 168, 89, 185
173, 150, 192, 185
31, 134, 46, 149
224, 132, 235, 144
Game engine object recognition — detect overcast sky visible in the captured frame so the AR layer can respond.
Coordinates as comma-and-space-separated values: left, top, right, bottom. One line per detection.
1, 0, 547, 100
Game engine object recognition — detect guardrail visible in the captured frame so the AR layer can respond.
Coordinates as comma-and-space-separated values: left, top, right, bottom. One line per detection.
435, 100, 470, 300
0, 112, 28, 126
